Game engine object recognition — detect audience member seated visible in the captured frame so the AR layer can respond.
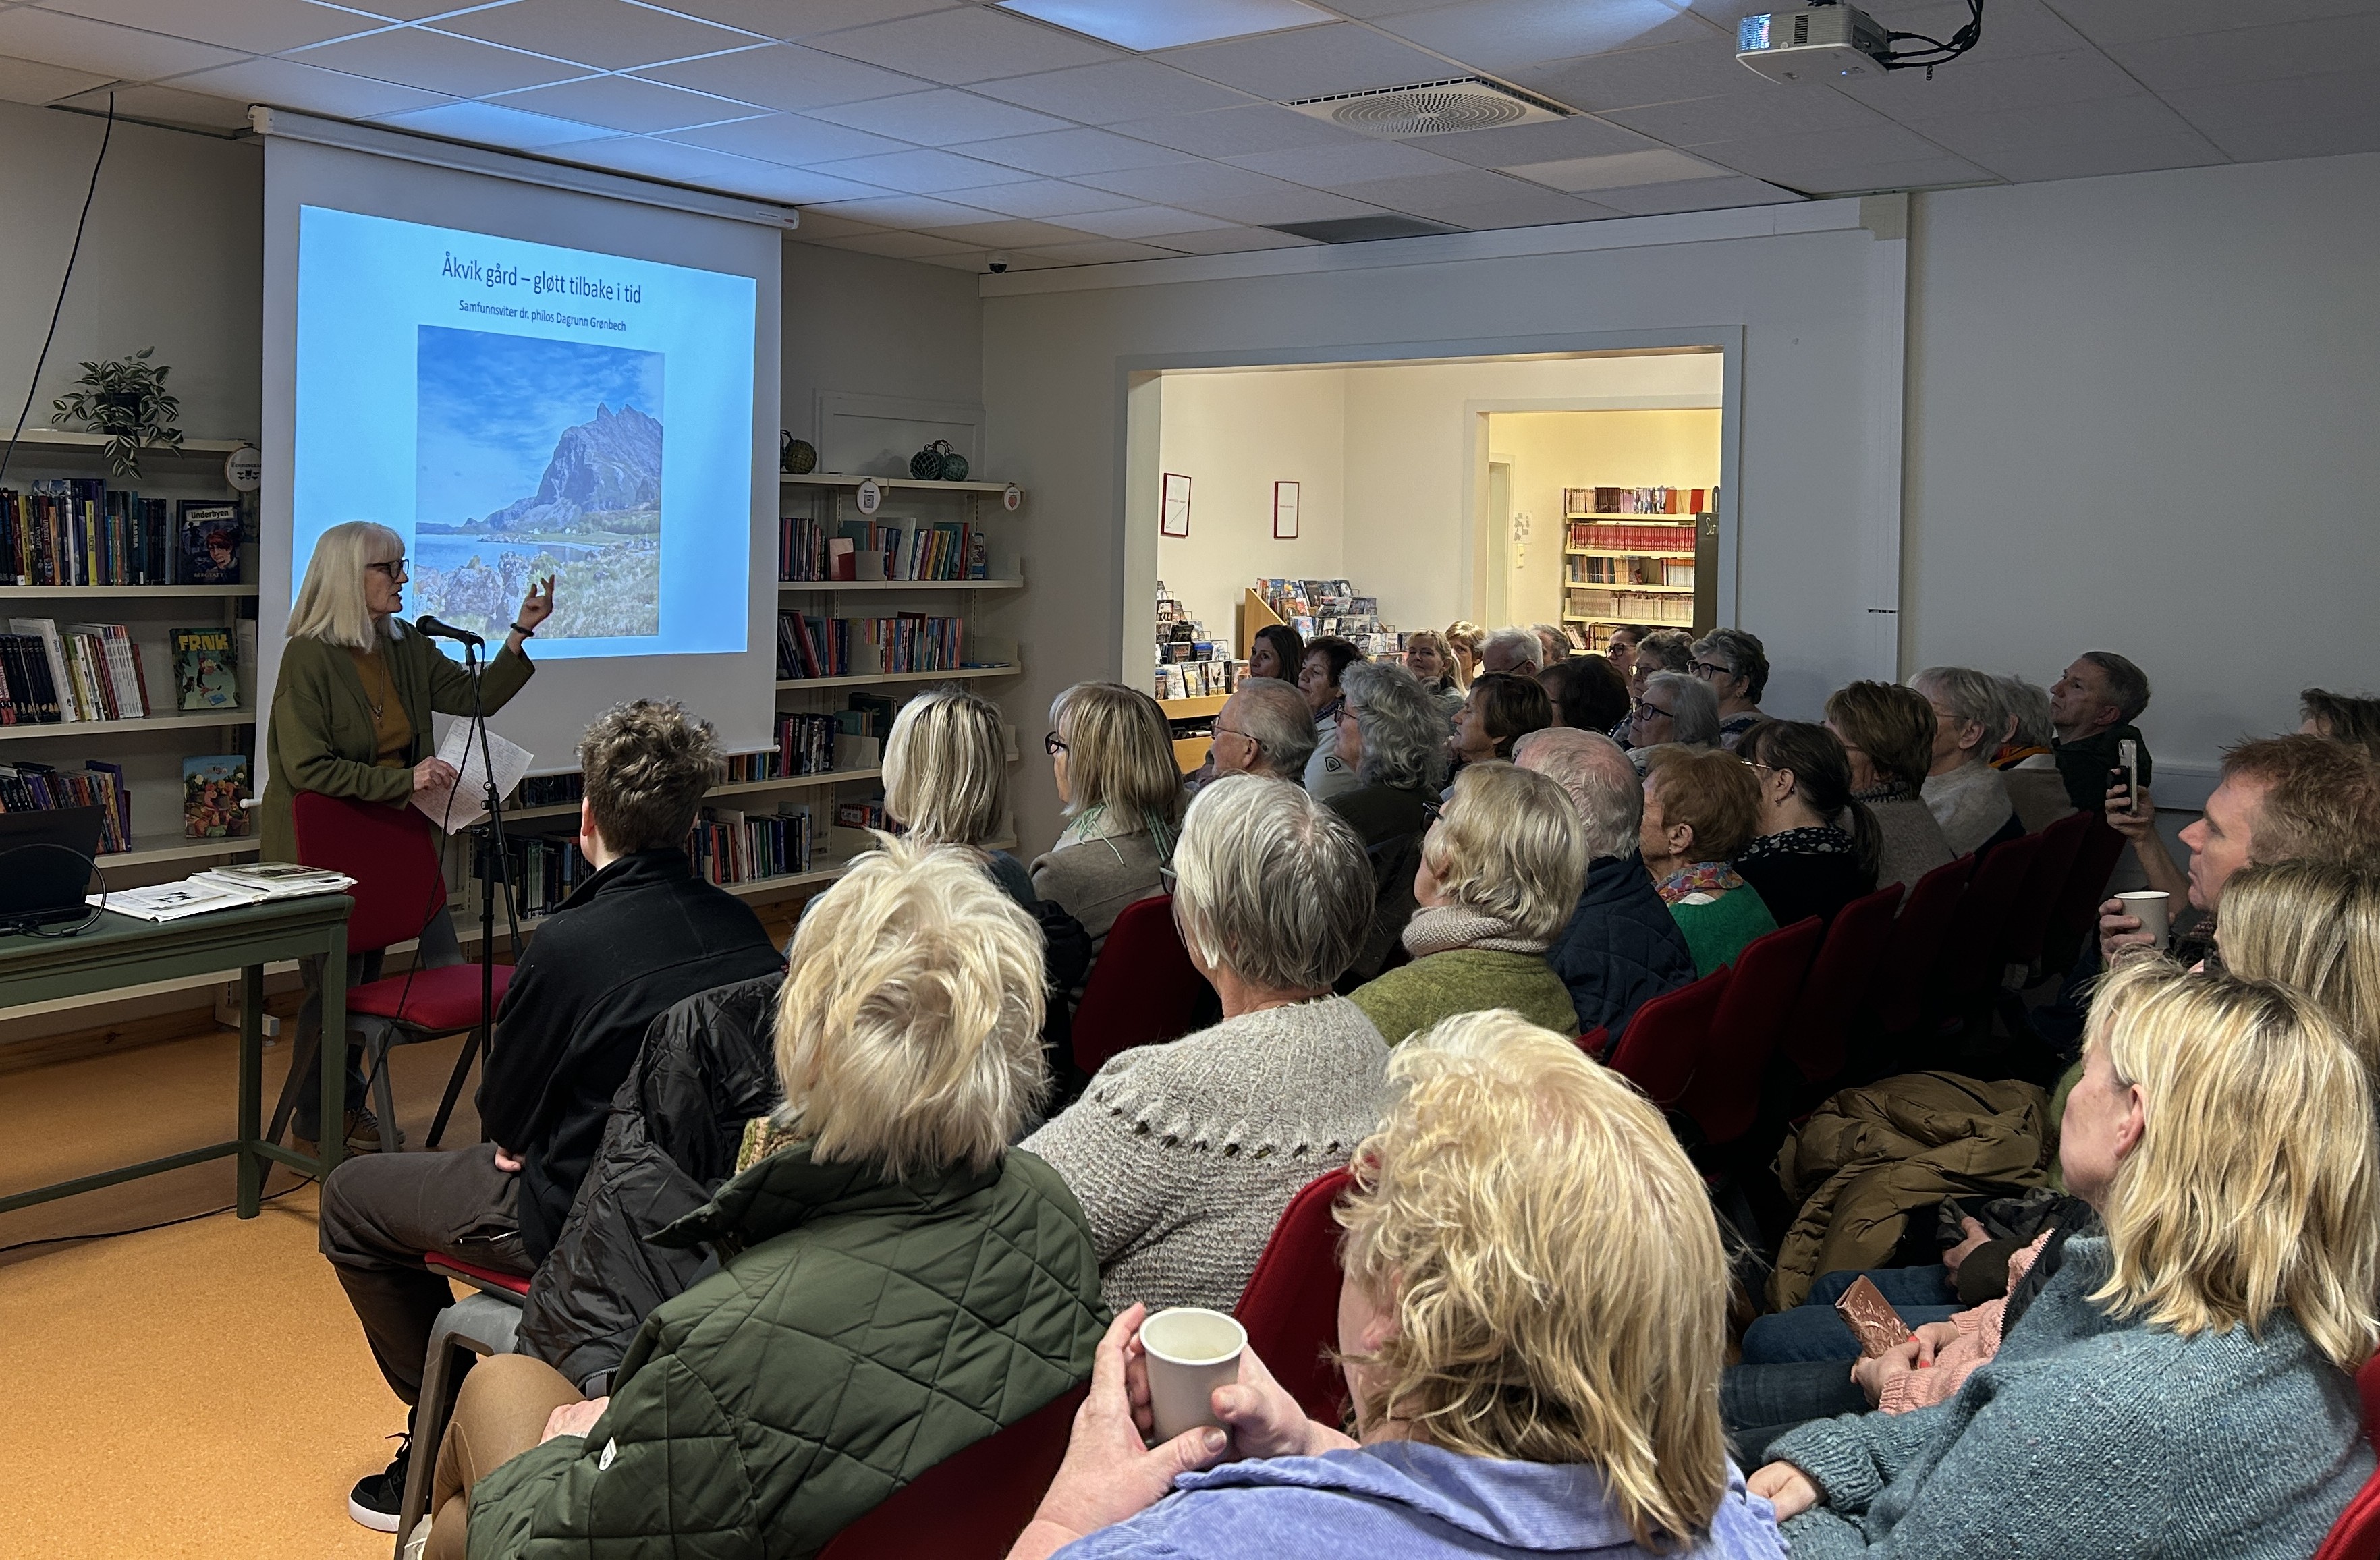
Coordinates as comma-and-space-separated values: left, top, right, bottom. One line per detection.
1640, 747, 1779, 976
1298, 634, 1365, 800
1541, 652, 1631, 733
1246, 622, 1303, 683
1910, 666, 2018, 856
2049, 650, 2153, 814
1198, 676, 1317, 789
1628, 670, 1721, 769
1750, 961, 2380, 1559
1824, 681, 1956, 900
1009, 1011, 1788, 1560
1532, 621, 1573, 669
883, 684, 1033, 904
1516, 729, 1697, 1044
2302, 686, 2380, 760
1400, 628, 1465, 715
1604, 623, 1649, 683
320, 700, 783, 1533
432, 839, 1106, 1559
1733, 720, 1881, 926
1477, 623, 1545, 677
2101, 734, 2380, 965
2217, 858, 2380, 1069
1326, 661, 1451, 987
1351, 762, 1586, 1042
1992, 673, 2075, 833
1692, 628, 1771, 750
1443, 619, 1483, 688
1035, 681, 1182, 956
1451, 671, 1553, 779
1024, 775, 1387, 1312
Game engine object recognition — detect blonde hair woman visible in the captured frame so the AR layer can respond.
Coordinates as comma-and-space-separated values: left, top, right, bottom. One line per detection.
1442, 620, 1483, 689
2218, 857, 2380, 1070
881, 684, 1024, 901
426, 839, 1107, 1559
1034, 681, 1184, 952
264, 520, 549, 1150
1348, 762, 1586, 1044
1009, 1011, 1786, 1560
1753, 960, 2380, 1559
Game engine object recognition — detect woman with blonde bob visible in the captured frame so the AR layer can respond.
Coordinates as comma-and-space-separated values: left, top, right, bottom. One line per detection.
434, 838, 1107, 1559
881, 684, 1030, 903
1348, 762, 1585, 1043
1034, 681, 1184, 952
2216, 856, 2380, 1070
1752, 959, 2380, 1559
1007, 1011, 1788, 1560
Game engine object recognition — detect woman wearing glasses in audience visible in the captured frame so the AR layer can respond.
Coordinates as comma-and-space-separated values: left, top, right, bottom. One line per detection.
1036, 682, 1183, 958
263, 520, 550, 1153
1628, 671, 1721, 773
1690, 628, 1770, 751
1733, 721, 1882, 928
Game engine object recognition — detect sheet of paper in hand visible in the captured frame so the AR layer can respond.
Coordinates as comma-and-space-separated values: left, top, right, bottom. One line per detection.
414, 723, 534, 833
1833, 1275, 1914, 1358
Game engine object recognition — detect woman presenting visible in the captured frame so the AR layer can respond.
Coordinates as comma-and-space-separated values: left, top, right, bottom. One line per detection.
264, 520, 551, 1151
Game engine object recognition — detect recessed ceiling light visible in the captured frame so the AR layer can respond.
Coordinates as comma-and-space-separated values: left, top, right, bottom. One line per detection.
1501, 150, 1734, 193
995, 0, 1333, 52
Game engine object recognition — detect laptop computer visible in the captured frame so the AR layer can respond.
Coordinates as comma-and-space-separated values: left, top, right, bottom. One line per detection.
0, 806, 104, 930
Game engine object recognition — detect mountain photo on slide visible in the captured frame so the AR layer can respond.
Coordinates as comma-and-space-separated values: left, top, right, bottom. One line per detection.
414, 325, 663, 640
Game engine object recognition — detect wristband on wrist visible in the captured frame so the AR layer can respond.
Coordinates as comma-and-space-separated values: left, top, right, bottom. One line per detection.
510, 621, 536, 637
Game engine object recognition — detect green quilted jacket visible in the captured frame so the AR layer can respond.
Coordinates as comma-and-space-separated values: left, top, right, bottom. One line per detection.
466, 1141, 1107, 1559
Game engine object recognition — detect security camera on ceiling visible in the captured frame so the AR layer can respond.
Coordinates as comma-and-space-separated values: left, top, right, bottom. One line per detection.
1736, 0, 1983, 82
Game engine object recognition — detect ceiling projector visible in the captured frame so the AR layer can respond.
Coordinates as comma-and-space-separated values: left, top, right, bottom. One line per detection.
1736, 5, 1891, 80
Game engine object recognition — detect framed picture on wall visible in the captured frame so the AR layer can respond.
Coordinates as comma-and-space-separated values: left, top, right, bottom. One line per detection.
1161, 472, 1192, 537
1273, 480, 1300, 540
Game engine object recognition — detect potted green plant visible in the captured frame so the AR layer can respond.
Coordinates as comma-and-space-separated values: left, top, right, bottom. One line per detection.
52, 347, 184, 479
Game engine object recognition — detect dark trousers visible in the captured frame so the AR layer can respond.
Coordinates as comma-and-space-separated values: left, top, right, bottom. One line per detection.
319, 1142, 533, 1405
292, 949, 379, 1138
1725, 1360, 1872, 1466
1741, 1266, 1962, 1364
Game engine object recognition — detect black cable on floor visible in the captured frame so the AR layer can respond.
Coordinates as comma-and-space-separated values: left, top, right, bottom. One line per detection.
0, 1173, 317, 1259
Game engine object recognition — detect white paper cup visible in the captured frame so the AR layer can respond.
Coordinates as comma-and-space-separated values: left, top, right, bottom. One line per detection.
1139, 1306, 1245, 1442
2116, 890, 2171, 946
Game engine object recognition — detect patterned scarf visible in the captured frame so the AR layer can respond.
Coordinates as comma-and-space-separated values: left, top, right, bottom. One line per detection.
1402, 904, 1547, 958
1738, 825, 1854, 863
1655, 860, 1746, 906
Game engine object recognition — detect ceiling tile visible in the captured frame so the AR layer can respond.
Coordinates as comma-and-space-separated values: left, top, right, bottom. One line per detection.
0, 7, 246, 80
971, 57, 1252, 123
1911, 93, 2201, 160
1054, 203, 1236, 238
1416, 113, 1663, 167
556, 134, 801, 194
806, 192, 1008, 227
2045, 0, 2375, 47
926, 215, 1101, 244
1159, 182, 1384, 224
0, 52, 114, 103
36, 0, 381, 55
820, 228, 981, 257
1690, 125, 1983, 185
1589, 172, 1803, 213
290, 26, 589, 96
1507, 36, 1778, 112
51, 80, 254, 127
1329, 167, 1593, 220
804, 86, 1071, 144
1856, 0, 2093, 57
632, 43, 924, 111
1071, 159, 1306, 206
2105, 15, 2376, 93
1956, 130, 2229, 183
487, 73, 757, 133
2157, 66, 2380, 162
657, 0, 960, 43
1322, 0, 1466, 16
1221, 136, 1463, 184
1376, 0, 1707, 75
285, 0, 474, 16
929, 177, 1141, 217
1016, 237, 1191, 263
1152, 23, 1458, 101
807, 6, 1119, 85
377, 97, 615, 148
1129, 223, 1319, 253
663, 110, 912, 165
965, 124, 1191, 174
1835, 46, 2148, 121
1604, 86, 1902, 145
784, 208, 887, 238
429, 0, 762, 72
1501, 146, 1733, 190
811, 145, 1040, 192
1108, 101, 1366, 157
169, 53, 455, 117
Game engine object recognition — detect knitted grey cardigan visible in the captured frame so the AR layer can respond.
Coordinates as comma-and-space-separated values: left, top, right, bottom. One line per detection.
1772, 1237, 2372, 1559
1020, 995, 1388, 1314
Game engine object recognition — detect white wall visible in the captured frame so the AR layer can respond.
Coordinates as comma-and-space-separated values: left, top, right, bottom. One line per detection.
1902, 152, 2380, 797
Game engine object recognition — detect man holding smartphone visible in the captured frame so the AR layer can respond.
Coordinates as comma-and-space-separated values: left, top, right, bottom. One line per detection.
2049, 651, 2153, 814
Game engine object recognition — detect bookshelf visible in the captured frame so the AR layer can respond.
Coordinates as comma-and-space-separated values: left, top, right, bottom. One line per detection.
1559, 484, 1718, 652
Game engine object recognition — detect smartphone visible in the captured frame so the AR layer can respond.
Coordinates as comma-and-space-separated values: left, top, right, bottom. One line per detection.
2118, 737, 2141, 816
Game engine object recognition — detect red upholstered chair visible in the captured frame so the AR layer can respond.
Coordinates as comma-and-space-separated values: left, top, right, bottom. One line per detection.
1607, 967, 1731, 1108
1236, 1167, 1356, 1427
1071, 893, 1212, 1079
2001, 810, 2091, 972
817, 1384, 1089, 1560
292, 791, 512, 1154
426, 1252, 531, 1300
1865, 855, 1973, 1038
2039, 814, 2128, 975
1928, 829, 2046, 1019
1777, 884, 1902, 1092
2308, 1355, 2380, 1560
1678, 918, 1822, 1148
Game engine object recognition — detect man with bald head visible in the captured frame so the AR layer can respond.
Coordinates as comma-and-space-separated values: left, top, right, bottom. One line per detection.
1514, 727, 1695, 1043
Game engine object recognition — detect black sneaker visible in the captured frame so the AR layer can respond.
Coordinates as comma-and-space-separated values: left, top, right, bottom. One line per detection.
349, 1434, 410, 1532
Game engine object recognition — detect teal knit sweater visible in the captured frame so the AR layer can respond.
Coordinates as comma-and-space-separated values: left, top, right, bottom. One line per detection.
1771, 1237, 2371, 1558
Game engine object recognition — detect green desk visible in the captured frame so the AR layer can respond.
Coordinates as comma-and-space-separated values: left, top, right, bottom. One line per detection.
0, 895, 352, 1219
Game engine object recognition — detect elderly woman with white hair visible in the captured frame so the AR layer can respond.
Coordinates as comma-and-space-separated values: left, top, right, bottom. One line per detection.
1993, 673, 2075, 834
425, 837, 1107, 1559
1024, 774, 1388, 1314
1349, 762, 1586, 1044
1750, 960, 2380, 1559
881, 684, 1030, 903
1326, 659, 1452, 986
1909, 665, 2018, 856
263, 520, 550, 1151
1628, 669, 1722, 769
1007, 1011, 1788, 1560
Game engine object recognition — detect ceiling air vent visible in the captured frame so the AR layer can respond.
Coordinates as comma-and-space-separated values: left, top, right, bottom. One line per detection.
1281, 77, 1570, 138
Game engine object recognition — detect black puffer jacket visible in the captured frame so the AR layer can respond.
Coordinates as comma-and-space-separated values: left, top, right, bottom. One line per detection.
1545, 851, 1698, 1044
516, 973, 782, 1392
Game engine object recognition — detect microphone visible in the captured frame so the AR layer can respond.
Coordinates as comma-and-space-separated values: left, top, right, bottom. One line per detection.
414, 614, 485, 648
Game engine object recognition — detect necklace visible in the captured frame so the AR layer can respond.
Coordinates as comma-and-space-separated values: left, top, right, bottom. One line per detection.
356, 649, 389, 719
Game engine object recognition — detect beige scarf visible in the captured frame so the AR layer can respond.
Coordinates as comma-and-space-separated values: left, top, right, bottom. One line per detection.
1401, 904, 1547, 959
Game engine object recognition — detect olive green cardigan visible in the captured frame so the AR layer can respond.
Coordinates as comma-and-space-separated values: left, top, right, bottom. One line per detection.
261, 623, 533, 861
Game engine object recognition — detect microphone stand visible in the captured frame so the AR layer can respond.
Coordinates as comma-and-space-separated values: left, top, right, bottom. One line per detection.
426, 630, 521, 1149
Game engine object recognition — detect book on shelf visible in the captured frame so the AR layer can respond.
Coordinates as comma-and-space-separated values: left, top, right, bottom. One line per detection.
780, 517, 987, 584
183, 754, 252, 839
1563, 486, 1708, 516
775, 612, 966, 679
0, 479, 177, 587
1566, 588, 1696, 626
65, 621, 148, 718
690, 802, 816, 886
0, 628, 63, 723
0, 758, 131, 852
1569, 518, 1697, 553
172, 626, 239, 711
176, 503, 242, 585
